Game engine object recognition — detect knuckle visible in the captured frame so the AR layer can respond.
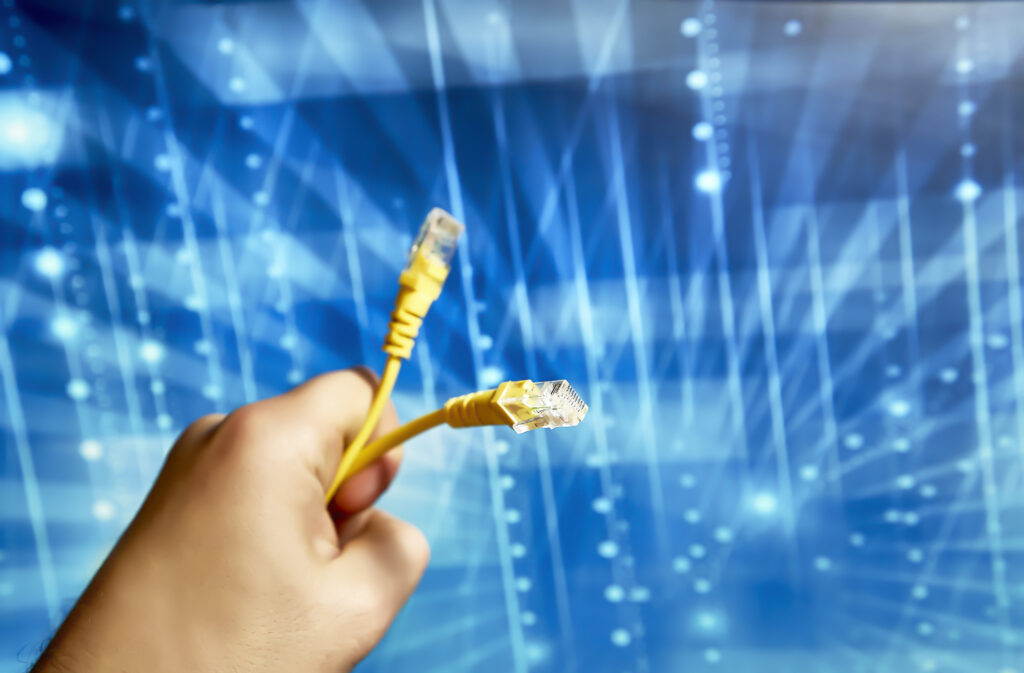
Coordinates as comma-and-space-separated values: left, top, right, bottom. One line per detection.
385, 514, 431, 570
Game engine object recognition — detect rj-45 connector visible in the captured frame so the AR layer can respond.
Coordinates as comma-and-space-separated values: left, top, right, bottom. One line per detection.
339, 379, 589, 481
445, 379, 589, 433
384, 208, 464, 360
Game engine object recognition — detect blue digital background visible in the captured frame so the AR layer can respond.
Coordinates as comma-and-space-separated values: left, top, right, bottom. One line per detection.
3, 0, 1024, 671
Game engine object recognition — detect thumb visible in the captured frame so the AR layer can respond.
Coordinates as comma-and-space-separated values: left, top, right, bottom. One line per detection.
326, 510, 430, 656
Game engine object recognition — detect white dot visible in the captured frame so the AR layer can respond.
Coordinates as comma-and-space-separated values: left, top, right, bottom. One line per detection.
799, 465, 819, 481
218, 37, 235, 54
150, 380, 166, 396
0, 51, 11, 75
752, 492, 777, 514
920, 484, 937, 498
139, 339, 165, 364
134, 56, 151, 72
693, 578, 712, 593
955, 15, 970, 31
598, 540, 619, 558
908, 548, 924, 563
156, 413, 173, 430
843, 433, 864, 449
814, 556, 832, 571
92, 500, 115, 521
34, 246, 64, 278
153, 153, 171, 171
67, 378, 91, 401
912, 584, 929, 600
958, 100, 977, 117
888, 399, 911, 418
714, 527, 733, 543
520, 611, 536, 626
79, 439, 103, 461
679, 473, 697, 488
892, 437, 911, 453
705, 648, 722, 663
939, 367, 958, 383
511, 543, 527, 558
253, 191, 270, 207
22, 187, 48, 212
956, 58, 974, 75
515, 577, 531, 592
695, 170, 721, 193
987, 332, 1009, 349
202, 384, 222, 400
51, 315, 78, 340
592, 497, 612, 513
672, 556, 692, 573
692, 121, 713, 141
918, 621, 934, 636
689, 543, 707, 559
896, 474, 916, 490
884, 509, 902, 523
505, 509, 521, 524
680, 17, 702, 38
245, 153, 263, 169
630, 586, 651, 602
610, 628, 631, 647
684, 508, 701, 523
604, 584, 625, 602
849, 532, 865, 547
783, 20, 802, 36
229, 77, 246, 92
961, 143, 976, 157
686, 70, 709, 90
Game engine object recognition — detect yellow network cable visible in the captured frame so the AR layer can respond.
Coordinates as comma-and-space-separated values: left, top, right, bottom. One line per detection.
339, 379, 588, 487
325, 208, 463, 503
325, 208, 589, 502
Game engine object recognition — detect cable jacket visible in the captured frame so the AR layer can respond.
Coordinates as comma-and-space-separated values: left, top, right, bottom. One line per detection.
344, 408, 447, 478
325, 356, 402, 502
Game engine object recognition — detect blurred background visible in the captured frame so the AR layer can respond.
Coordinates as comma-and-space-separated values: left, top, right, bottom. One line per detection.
2, 0, 1024, 671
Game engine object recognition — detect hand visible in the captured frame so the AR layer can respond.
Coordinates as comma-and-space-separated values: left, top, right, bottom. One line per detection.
33, 368, 429, 673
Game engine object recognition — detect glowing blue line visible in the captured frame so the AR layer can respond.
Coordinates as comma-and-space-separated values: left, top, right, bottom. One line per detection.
210, 183, 258, 403
657, 168, 694, 429
1001, 159, 1024, 487
492, 78, 576, 667
422, 1, 525, 670
0, 322, 58, 624
332, 164, 372, 362
747, 138, 797, 540
805, 205, 842, 499
605, 100, 667, 553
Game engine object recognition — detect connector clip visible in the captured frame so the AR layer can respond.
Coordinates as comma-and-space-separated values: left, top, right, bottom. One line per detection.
497, 379, 589, 434
406, 207, 463, 274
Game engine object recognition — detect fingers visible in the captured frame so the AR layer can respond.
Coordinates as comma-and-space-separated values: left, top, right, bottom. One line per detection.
326, 510, 429, 642
258, 367, 399, 493
330, 398, 403, 515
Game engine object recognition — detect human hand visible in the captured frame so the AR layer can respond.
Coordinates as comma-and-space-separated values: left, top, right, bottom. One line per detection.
33, 368, 429, 673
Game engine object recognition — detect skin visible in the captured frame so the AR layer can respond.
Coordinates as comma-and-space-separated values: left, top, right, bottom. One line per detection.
32, 368, 429, 673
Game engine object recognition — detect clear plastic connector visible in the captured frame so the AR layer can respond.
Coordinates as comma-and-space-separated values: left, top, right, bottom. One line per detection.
497, 379, 589, 434
406, 207, 464, 270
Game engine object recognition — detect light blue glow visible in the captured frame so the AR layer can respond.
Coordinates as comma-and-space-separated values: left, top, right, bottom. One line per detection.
686, 70, 709, 91
34, 246, 64, 277
695, 169, 722, 192
680, 17, 702, 38
21, 187, 48, 212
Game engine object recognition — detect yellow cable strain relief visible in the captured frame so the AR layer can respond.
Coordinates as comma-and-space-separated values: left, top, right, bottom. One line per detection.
443, 383, 516, 428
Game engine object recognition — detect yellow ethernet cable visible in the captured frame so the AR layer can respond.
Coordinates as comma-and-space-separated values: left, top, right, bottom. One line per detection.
337, 379, 589, 486
325, 208, 464, 503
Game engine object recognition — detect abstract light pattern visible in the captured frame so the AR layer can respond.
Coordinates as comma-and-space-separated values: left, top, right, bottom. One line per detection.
3, 1, 1024, 672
